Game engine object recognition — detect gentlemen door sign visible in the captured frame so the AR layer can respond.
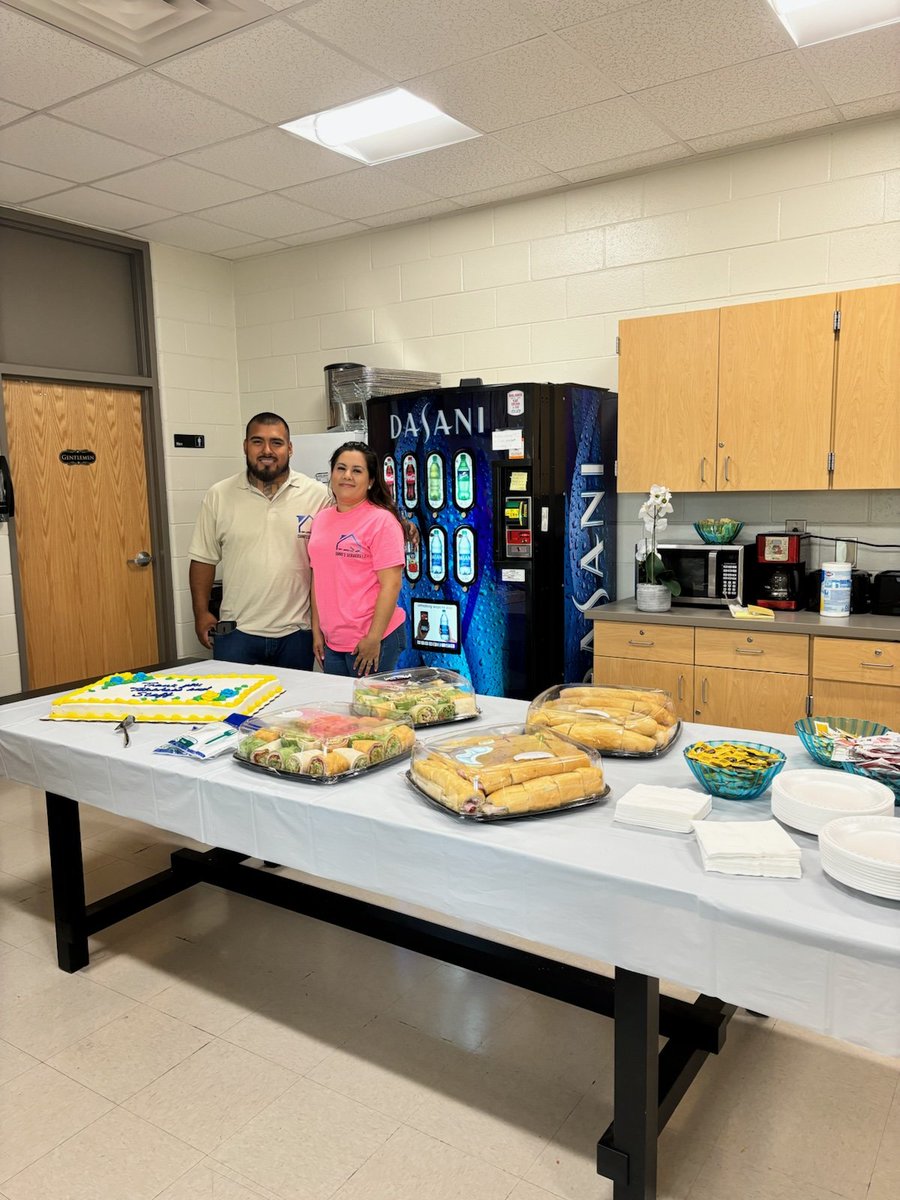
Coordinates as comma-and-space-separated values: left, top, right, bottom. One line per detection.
59, 450, 96, 465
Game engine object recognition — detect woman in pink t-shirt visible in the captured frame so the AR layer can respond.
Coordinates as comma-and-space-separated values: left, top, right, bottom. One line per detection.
309, 442, 407, 677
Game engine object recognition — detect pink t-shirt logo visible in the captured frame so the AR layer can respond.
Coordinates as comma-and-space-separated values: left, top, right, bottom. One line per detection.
336, 532, 365, 558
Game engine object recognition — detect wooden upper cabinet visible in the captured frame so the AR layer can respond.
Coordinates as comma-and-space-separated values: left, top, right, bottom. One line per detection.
832, 283, 900, 489
617, 309, 719, 493
717, 294, 836, 491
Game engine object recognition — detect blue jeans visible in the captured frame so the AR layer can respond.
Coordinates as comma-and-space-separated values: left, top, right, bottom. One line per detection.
323, 623, 406, 677
213, 627, 313, 671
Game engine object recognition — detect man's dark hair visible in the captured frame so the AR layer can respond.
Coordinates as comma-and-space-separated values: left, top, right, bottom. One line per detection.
245, 412, 290, 440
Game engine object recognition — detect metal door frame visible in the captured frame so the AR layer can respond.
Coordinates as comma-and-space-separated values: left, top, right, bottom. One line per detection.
0, 207, 175, 692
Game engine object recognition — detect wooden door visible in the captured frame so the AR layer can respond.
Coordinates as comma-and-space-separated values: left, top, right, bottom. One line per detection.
811, 680, 900, 729
694, 666, 808, 735
4, 380, 159, 689
717, 294, 836, 491
832, 283, 900, 489
617, 310, 719, 493
593, 655, 694, 722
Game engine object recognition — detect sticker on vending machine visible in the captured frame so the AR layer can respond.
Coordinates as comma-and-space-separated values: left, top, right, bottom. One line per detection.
507, 389, 524, 416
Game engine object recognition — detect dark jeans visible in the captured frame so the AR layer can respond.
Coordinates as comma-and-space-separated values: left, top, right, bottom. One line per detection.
213, 627, 313, 671
323, 623, 406, 677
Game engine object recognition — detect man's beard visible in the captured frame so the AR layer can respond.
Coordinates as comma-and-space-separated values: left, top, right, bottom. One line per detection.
246, 456, 284, 482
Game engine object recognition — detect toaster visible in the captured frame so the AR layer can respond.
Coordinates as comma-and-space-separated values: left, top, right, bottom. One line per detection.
871, 570, 900, 616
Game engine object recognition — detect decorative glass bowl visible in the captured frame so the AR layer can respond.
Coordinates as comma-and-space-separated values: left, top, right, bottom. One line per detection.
794, 717, 889, 768
842, 761, 900, 804
684, 739, 786, 801
693, 519, 744, 544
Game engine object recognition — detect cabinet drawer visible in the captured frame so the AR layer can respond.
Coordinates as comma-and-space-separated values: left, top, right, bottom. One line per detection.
597, 621, 694, 665
695, 629, 808, 674
812, 679, 900, 727
813, 638, 900, 688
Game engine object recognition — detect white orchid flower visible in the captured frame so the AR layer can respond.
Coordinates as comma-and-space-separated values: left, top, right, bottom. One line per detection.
635, 539, 649, 561
656, 516, 668, 532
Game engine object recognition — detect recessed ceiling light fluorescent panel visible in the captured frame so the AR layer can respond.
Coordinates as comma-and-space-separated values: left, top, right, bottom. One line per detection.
280, 88, 480, 164
767, 0, 900, 46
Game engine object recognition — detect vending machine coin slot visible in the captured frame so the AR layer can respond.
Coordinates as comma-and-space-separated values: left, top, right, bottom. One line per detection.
504, 497, 532, 558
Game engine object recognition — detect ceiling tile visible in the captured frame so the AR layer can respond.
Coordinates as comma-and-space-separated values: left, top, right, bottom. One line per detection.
180, 129, 356, 192
453, 174, 566, 207
361, 201, 462, 227
281, 170, 440, 219
130, 215, 258, 252
0, 100, 30, 127
518, 0, 643, 29
496, 96, 675, 172
52, 74, 263, 156
0, 10, 135, 110
380, 136, 546, 196
803, 26, 900, 106
408, 34, 621, 132
0, 115, 157, 181
559, 0, 792, 93
289, 0, 545, 79
0, 162, 71, 203
23, 187, 176, 230
195, 193, 336, 238
156, 20, 390, 124
839, 94, 900, 120
559, 144, 691, 183
216, 240, 290, 259
634, 52, 829, 141
279, 222, 369, 244
686, 111, 840, 154
97, 160, 260, 211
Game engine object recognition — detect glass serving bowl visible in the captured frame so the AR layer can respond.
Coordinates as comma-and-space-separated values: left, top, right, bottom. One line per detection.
684, 739, 786, 801
842, 761, 900, 804
693, 518, 744, 544
794, 717, 889, 768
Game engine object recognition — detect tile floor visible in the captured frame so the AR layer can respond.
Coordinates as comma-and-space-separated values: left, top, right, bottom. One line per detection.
0, 776, 897, 1200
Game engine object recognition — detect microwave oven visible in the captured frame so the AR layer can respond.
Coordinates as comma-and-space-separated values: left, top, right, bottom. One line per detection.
636, 542, 745, 606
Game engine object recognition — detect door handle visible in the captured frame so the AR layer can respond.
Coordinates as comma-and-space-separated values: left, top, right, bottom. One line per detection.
699, 457, 707, 484
723, 455, 732, 483
677, 674, 685, 701
701, 677, 709, 704
0, 455, 14, 521
127, 550, 154, 567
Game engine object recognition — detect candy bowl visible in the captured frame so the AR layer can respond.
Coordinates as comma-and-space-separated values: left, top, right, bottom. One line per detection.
684, 739, 786, 801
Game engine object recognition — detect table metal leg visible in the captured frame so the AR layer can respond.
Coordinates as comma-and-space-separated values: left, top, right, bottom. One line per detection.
597, 967, 660, 1200
45, 792, 89, 973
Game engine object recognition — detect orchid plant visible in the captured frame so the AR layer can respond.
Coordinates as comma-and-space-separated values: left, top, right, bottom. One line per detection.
635, 484, 682, 595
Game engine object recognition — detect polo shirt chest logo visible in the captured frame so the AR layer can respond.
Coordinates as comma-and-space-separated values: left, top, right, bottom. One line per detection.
296, 514, 313, 538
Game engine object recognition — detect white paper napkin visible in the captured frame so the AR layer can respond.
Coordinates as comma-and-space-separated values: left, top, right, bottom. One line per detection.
692, 818, 802, 878
615, 784, 712, 833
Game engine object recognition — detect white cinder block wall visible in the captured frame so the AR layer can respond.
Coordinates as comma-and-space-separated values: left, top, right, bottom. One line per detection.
8, 120, 897, 693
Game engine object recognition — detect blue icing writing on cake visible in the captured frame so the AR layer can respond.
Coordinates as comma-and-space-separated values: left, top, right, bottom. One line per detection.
49, 671, 284, 723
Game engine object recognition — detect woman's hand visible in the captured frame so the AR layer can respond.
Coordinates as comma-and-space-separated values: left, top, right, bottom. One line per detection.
312, 626, 325, 666
354, 633, 381, 676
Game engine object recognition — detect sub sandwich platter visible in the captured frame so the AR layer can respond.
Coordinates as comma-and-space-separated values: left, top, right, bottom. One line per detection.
234, 704, 415, 783
526, 684, 680, 757
352, 667, 480, 727
407, 724, 608, 820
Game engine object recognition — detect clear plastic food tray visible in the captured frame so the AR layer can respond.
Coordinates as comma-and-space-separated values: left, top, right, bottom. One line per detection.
408, 723, 607, 819
233, 703, 414, 783
352, 666, 480, 728
526, 683, 680, 758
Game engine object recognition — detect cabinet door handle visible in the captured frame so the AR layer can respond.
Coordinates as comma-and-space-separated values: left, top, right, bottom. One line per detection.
723, 455, 732, 483
677, 674, 685, 701
701, 678, 709, 704
699, 457, 706, 484
861, 662, 894, 670
628, 639, 654, 647
735, 648, 764, 656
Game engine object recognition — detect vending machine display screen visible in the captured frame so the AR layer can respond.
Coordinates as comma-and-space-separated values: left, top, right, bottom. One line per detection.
411, 600, 461, 654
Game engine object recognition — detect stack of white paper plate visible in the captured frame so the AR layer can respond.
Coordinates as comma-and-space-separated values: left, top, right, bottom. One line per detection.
772, 769, 894, 835
819, 815, 900, 900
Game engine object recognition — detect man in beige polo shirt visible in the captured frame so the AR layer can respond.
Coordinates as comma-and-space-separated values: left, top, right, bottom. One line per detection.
188, 412, 331, 670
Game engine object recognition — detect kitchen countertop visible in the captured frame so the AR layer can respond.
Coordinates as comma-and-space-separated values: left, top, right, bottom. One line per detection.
586, 598, 900, 640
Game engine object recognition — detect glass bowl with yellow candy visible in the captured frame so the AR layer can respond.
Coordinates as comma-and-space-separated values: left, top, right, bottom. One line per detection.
684, 739, 786, 801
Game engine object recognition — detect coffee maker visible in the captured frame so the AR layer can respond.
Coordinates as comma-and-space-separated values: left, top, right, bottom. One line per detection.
755, 533, 807, 610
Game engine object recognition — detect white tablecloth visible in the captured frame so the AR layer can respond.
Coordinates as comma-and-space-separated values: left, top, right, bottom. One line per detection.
1, 664, 898, 1056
